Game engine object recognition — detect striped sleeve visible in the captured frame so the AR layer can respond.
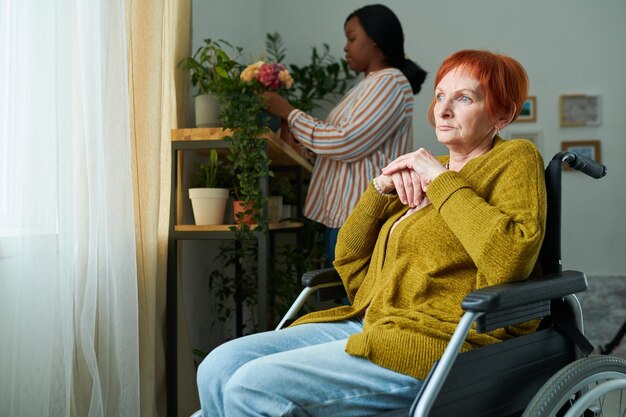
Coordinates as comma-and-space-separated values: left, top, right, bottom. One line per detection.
287, 72, 412, 163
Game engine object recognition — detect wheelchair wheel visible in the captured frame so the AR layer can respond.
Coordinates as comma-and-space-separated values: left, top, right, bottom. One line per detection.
521, 355, 626, 417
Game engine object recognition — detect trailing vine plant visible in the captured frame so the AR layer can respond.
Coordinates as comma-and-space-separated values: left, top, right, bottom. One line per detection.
210, 48, 297, 331
195, 34, 354, 332
211, 71, 272, 332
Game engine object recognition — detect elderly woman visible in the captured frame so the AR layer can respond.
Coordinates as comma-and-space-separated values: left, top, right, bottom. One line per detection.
196, 50, 546, 417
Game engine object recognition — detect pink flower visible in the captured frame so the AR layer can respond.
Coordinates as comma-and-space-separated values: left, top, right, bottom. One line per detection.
257, 63, 282, 89
240, 61, 292, 90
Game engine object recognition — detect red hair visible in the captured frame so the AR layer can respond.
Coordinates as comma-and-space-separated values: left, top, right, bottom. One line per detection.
427, 50, 528, 126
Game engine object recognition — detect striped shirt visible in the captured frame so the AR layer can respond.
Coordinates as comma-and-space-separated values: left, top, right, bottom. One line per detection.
287, 67, 414, 228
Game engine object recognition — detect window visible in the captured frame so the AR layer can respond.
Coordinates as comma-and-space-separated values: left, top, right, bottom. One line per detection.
0, 36, 14, 234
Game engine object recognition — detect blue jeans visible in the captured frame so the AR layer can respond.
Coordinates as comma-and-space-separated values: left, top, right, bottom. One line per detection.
197, 319, 423, 417
325, 227, 340, 267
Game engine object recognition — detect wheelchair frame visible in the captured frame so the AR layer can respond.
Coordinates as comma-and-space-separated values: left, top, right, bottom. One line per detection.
274, 152, 626, 417
190, 151, 622, 417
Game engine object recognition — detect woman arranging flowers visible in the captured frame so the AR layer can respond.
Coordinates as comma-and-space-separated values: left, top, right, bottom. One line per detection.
263, 4, 427, 265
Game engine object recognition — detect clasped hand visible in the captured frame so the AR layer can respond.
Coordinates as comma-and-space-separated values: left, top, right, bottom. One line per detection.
377, 148, 447, 208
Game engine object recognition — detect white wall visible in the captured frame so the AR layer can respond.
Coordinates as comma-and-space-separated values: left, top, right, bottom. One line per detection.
191, 0, 626, 274
192, 0, 263, 60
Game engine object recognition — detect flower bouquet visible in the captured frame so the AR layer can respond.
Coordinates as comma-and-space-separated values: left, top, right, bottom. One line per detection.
240, 61, 294, 91
239, 61, 294, 131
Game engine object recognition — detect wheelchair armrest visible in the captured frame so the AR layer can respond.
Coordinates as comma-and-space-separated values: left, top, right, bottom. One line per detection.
301, 268, 341, 287
300, 268, 345, 303
277, 268, 343, 329
462, 270, 588, 313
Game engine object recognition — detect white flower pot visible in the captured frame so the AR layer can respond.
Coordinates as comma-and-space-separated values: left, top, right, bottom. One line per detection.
195, 94, 221, 128
189, 188, 229, 225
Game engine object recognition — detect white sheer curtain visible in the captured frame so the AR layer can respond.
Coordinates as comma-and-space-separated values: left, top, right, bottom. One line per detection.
0, 0, 139, 416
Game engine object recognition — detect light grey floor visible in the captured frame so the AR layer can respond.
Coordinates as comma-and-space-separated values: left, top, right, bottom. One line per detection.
576, 275, 626, 358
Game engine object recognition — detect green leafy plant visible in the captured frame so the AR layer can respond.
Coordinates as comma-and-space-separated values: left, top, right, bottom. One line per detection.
265, 32, 286, 64
208, 240, 321, 331
209, 240, 259, 331
199, 34, 348, 333
269, 175, 297, 205
191, 149, 232, 189
178, 38, 243, 96
199, 44, 280, 333
267, 244, 316, 325
218, 86, 273, 226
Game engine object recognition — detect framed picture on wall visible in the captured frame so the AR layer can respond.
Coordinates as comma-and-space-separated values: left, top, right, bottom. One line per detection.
560, 140, 602, 168
501, 129, 542, 153
559, 95, 602, 127
515, 96, 537, 123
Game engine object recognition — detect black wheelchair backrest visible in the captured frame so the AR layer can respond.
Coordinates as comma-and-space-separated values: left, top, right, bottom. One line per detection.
539, 151, 607, 275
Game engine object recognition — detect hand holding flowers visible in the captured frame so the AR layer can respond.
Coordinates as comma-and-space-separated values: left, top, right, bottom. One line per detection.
240, 61, 296, 120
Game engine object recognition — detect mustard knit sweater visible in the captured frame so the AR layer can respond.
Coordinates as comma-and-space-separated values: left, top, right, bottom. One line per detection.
292, 137, 547, 380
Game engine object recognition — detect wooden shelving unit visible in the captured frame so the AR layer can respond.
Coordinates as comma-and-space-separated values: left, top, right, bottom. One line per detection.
171, 127, 314, 171
171, 128, 312, 227
174, 222, 305, 232
166, 127, 312, 417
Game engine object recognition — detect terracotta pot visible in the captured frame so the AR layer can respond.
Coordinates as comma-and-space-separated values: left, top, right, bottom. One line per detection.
233, 200, 257, 225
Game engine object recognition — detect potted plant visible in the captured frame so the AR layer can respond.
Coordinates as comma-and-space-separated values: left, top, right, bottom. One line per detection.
231, 185, 257, 226
189, 149, 231, 225
216, 56, 294, 227
269, 175, 297, 221
179, 39, 242, 128
198, 53, 294, 335
199, 35, 351, 332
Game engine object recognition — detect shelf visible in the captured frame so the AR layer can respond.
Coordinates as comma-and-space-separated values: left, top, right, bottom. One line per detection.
174, 221, 303, 232
171, 128, 313, 173
167, 127, 308, 417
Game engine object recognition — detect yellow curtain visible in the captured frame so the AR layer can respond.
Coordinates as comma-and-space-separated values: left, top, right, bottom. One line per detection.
126, 0, 198, 416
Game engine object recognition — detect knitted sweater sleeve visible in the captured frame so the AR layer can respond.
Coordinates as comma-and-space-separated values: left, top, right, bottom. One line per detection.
427, 140, 547, 285
332, 182, 403, 302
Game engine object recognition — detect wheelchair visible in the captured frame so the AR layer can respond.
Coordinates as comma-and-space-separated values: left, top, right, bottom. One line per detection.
192, 151, 626, 417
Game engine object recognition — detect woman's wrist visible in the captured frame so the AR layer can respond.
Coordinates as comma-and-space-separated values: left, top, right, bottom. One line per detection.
276, 102, 295, 120
373, 176, 396, 196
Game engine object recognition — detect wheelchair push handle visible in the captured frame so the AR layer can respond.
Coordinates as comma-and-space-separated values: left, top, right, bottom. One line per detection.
554, 151, 607, 179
